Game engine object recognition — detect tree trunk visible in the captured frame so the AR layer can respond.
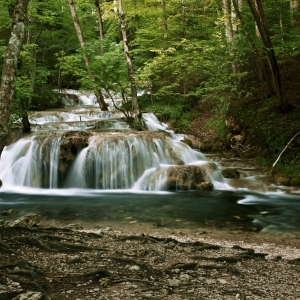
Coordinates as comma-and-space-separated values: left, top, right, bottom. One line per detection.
290, 0, 299, 24
67, 0, 108, 111
223, 0, 233, 43
161, 0, 168, 45
232, 0, 272, 91
223, 0, 238, 74
95, 0, 104, 40
247, 0, 289, 111
0, 0, 30, 156
118, 0, 140, 116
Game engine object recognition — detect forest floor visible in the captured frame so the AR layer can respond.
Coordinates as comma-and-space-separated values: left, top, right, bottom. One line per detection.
1, 220, 300, 300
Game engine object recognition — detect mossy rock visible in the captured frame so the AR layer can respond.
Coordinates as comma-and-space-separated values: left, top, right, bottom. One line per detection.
182, 138, 193, 148
239, 150, 257, 159
199, 141, 213, 152
276, 175, 291, 186
221, 168, 240, 179
290, 176, 300, 186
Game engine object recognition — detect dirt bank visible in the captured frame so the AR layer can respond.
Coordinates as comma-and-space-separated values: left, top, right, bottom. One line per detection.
1, 221, 300, 300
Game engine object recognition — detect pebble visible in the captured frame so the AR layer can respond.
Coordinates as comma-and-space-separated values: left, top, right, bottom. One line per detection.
167, 279, 181, 286
129, 265, 140, 271
217, 278, 227, 284
206, 279, 216, 284
179, 274, 190, 283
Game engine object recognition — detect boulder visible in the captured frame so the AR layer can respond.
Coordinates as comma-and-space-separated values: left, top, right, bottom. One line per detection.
221, 168, 240, 179
59, 131, 91, 173
165, 165, 210, 190
0, 179, 2, 187
197, 182, 214, 190
10, 214, 40, 228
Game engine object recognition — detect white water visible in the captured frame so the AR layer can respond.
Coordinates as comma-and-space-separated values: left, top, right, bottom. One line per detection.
0, 89, 293, 193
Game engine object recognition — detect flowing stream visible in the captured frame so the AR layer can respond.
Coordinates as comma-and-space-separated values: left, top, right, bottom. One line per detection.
0, 90, 299, 234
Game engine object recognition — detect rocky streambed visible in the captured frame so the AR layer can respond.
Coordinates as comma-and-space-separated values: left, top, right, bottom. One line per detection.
1, 214, 300, 300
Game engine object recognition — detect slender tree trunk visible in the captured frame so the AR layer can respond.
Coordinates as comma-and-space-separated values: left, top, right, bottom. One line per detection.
118, 0, 139, 116
0, 0, 30, 156
247, 0, 289, 110
223, 0, 233, 43
223, 0, 238, 74
67, 0, 108, 111
161, 0, 168, 46
95, 0, 104, 40
232, 0, 272, 91
290, 0, 299, 24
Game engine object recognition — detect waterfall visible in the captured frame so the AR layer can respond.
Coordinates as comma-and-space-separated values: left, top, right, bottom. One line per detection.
49, 137, 61, 188
0, 90, 224, 191
0, 136, 62, 188
0, 130, 217, 190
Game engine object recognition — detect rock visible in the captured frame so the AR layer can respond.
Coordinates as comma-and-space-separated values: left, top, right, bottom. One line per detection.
217, 278, 227, 284
226, 116, 241, 134
0, 284, 22, 299
165, 165, 208, 190
59, 131, 91, 173
179, 274, 190, 283
199, 141, 213, 152
167, 279, 181, 286
67, 255, 82, 264
10, 214, 40, 228
129, 265, 140, 271
226, 133, 244, 151
221, 168, 240, 179
0, 220, 10, 227
182, 135, 202, 150
63, 224, 83, 230
0, 179, 2, 187
13, 291, 45, 300
197, 182, 214, 190
2, 209, 18, 216
206, 279, 216, 285
276, 175, 291, 186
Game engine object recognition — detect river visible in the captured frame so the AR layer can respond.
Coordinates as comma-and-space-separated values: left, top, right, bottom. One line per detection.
0, 90, 299, 234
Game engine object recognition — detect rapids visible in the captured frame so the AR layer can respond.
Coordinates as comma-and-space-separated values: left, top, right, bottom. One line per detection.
0, 90, 299, 234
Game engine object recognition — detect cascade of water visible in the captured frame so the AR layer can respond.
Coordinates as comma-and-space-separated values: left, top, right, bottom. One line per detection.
63, 134, 207, 190
0, 136, 62, 188
49, 137, 61, 188
0, 90, 230, 191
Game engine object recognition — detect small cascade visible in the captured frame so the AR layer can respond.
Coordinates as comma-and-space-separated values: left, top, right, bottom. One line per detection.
0, 135, 62, 188
49, 137, 61, 188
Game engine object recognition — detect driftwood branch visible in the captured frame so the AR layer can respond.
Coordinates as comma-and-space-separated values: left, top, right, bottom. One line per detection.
270, 131, 300, 176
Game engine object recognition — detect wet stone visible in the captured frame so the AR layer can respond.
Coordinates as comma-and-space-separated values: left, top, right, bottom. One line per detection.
10, 214, 40, 228
2, 209, 18, 216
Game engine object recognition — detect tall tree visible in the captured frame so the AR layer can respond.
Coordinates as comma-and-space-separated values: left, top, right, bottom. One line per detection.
247, 0, 289, 110
67, 0, 108, 111
0, 0, 30, 156
118, 0, 139, 116
95, 0, 104, 40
